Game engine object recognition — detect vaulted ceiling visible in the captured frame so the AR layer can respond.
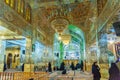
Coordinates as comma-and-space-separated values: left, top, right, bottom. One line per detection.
30, 1, 92, 34
24, 0, 107, 45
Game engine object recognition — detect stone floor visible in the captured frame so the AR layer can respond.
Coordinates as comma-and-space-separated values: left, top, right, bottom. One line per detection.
4, 69, 21, 72
48, 71, 92, 80
48, 70, 109, 80
3, 69, 109, 80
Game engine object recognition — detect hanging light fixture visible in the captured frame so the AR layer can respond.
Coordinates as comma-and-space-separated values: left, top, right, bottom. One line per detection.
51, 18, 69, 35
60, 34, 71, 45
49, 4, 71, 35
48, 2, 72, 45
50, 8, 71, 45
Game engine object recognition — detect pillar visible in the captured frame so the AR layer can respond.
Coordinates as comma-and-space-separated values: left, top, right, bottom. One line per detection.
0, 40, 6, 72
24, 37, 34, 72
0, 0, 4, 17
59, 42, 64, 64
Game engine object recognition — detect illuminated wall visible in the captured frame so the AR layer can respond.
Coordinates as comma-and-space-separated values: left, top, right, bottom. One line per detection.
68, 25, 85, 60
98, 25, 108, 63
33, 41, 53, 65
64, 42, 80, 60
32, 41, 45, 64
53, 24, 86, 65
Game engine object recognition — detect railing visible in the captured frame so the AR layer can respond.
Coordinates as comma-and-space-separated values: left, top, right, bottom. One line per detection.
0, 72, 14, 80
0, 72, 49, 80
0, 71, 93, 80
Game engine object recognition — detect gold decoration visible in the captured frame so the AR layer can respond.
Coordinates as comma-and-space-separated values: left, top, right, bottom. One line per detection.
5, 0, 10, 5
61, 34, 71, 45
17, 0, 21, 13
51, 18, 69, 35
10, 0, 15, 8
50, 7, 70, 35
4, 11, 14, 21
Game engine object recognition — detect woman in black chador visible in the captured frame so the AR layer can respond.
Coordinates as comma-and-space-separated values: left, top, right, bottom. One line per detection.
92, 61, 101, 80
109, 61, 120, 80
70, 62, 75, 70
80, 60, 84, 71
60, 62, 65, 70
48, 62, 52, 72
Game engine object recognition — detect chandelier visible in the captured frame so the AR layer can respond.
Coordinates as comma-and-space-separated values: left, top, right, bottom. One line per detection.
49, 6, 70, 35
60, 34, 71, 45
51, 18, 69, 35
48, 4, 72, 45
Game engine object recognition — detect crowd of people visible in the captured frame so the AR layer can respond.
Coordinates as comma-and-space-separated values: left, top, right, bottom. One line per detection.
3, 57, 120, 80
47, 60, 84, 74
47, 59, 120, 80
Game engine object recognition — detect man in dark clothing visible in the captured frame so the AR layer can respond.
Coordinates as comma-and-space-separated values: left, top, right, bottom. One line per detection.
109, 62, 120, 80
92, 62, 101, 80
48, 62, 52, 72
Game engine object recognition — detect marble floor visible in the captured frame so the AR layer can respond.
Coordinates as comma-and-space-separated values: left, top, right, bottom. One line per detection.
48, 70, 108, 80
1, 69, 108, 80
49, 71, 92, 80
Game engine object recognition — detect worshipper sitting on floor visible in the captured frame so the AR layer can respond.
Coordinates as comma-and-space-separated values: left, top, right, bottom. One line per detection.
75, 63, 80, 70
62, 69, 67, 74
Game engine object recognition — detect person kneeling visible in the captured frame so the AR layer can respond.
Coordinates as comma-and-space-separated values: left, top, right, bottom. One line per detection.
62, 69, 67, 74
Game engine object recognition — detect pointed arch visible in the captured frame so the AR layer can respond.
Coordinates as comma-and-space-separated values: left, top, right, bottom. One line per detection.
25, 3, 31, 23
21, 0, 25, 16
10, 0, 15, 8
17, 0, 21, 13
5, 0, 10, 5
68, 24, 86, 60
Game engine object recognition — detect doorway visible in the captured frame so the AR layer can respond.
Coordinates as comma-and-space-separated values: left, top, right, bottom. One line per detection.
7, 53, 12, 69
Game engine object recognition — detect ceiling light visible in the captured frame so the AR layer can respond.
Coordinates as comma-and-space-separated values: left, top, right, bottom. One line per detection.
49, 5, 70, 35
61, 34, 71, 45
